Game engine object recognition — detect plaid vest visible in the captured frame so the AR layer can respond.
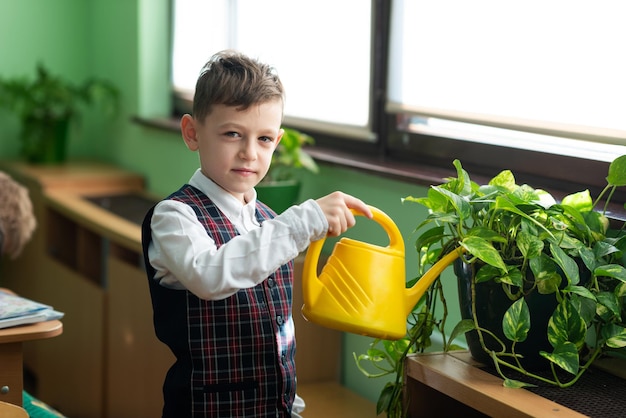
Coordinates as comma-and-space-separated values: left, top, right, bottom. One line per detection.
142, 185, 296, 417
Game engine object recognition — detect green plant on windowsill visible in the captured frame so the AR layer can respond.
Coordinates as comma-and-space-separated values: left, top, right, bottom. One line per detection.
355, 155, 626, 417
262, 127, 319, 183
0, 63, 119, 164
256, 127, 319, 213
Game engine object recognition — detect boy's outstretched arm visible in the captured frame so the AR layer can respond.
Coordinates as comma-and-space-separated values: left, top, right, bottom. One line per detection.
315, 191, 373, 237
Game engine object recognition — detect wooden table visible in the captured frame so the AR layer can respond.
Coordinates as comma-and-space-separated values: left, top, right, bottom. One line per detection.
404, 351, 588, 418
0, 320, 63, 406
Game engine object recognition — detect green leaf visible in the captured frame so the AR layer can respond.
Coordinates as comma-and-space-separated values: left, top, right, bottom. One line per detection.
564, 285, 596, 301
365, 347, 387, 361
616, 282, 626, 298
406, 187, 448, 212
414, 226, 446, 252
383, 339, 411, 363
607, 155, 626, 186
467, 226, 507, 244
517, 230, 544, 259
502, 298, 530, 342
561, 190, 593, 212
451, 159, 473, 197
570, 294, 596, 326
535, 271, 561, 295
475, 264, 502, 284
432, 185, 471, 221
593, 241, 619, 258
549, 243, 580, 285
503, 378, 537, 388
577, 246, 597, 272
594, 264, 626, 283
494, 196, 553, 238
499, 266, 524, 288
585, 210, 609, 239
447, 319, 476, 350
376, 382, 396, 415
460, 236, 507, 272
489, 169, 516, 191
596, 291, 621, 320
602, 324, 626, 348
540, 342, 580, 375
547, 299, 586, 348
530, 254, 560, 281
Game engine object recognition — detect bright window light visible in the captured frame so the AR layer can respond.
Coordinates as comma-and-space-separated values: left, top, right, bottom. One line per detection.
388, 0, 626, 156
172, 0, 372, 133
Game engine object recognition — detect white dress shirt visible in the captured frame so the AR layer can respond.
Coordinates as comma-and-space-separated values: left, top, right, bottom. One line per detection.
148, 169, 327, 300
147, 169, 326, 416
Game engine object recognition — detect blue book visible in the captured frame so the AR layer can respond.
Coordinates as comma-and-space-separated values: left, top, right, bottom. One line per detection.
0, 290, 64, 329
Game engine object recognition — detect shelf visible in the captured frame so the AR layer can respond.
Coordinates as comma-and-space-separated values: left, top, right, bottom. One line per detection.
404, 351, 587, 418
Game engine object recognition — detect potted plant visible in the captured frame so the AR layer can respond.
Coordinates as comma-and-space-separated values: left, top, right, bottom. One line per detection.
0, 63, 119, 164
355, 155, 626, 417
256, 127, 319, 213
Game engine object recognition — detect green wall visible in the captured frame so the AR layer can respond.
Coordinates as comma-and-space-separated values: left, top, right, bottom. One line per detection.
0, 0, 463, 404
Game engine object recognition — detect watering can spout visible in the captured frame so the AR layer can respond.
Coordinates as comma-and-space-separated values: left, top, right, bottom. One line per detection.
404, 249, 464, 316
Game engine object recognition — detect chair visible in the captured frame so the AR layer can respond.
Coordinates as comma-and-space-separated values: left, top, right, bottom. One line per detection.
0, 400, 28, 418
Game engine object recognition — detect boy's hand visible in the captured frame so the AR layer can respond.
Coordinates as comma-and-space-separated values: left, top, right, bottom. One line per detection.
315, 191, 373, 237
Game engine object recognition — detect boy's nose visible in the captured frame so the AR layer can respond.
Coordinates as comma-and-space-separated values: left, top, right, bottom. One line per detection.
239, 140, 257, 160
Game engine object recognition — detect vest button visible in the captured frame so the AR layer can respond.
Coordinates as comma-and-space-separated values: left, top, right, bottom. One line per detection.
276, 315, 284, 325
267, 278, 275, 287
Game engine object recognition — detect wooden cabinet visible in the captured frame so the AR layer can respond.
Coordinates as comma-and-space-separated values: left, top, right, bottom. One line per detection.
0, 320, 62, 407
0, 161, 148, 418
105, 244, 174, 418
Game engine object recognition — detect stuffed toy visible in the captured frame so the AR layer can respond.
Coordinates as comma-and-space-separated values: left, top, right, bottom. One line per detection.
0, 171, 36, 259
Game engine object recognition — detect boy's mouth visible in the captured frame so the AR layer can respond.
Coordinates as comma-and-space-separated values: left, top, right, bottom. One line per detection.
233, 168, 256, 176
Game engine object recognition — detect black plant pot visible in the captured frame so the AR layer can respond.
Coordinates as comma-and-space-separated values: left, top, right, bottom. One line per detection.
454, 259, 557, 371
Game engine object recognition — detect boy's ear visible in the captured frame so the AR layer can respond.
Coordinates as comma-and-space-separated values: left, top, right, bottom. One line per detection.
275, 128, 284, 146
181, 114, 199, 151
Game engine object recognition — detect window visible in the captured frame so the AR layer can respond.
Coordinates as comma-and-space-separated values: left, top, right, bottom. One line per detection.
171, 0, 374, 139
387, 0, 626, 163
169, 1, 626, 201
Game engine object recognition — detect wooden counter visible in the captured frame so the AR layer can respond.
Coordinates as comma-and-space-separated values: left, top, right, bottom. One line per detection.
404, 351, 587, 418
0, 160, 145, 195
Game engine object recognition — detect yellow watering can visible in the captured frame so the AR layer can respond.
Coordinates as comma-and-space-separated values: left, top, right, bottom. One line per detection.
301, 206, 461, 340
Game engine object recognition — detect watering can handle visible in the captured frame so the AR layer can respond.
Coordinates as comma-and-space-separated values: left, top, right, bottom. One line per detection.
349, 206, 404, 253
302, 206, 404, 307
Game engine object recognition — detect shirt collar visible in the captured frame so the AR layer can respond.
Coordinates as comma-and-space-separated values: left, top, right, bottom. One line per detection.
188, 169, 259, 226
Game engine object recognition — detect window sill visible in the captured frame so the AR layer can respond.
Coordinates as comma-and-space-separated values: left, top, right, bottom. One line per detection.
132, 116, 458, 186
133, 116, 626, 221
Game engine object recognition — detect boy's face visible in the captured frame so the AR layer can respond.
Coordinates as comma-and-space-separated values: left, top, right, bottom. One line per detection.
181, 100, 284, 204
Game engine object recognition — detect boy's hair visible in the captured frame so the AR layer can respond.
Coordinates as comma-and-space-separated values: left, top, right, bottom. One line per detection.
193, 50, 285, 122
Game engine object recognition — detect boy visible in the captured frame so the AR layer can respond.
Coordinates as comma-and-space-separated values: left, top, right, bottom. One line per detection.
141, 50, 372, 417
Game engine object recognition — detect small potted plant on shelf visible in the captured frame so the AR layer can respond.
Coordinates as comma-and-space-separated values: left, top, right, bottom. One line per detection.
256, 127, 319, 213
355, 155, 626, 417
0, 63, 119, 164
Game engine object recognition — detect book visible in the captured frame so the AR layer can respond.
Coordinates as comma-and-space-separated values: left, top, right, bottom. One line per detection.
0, 290, 64, 329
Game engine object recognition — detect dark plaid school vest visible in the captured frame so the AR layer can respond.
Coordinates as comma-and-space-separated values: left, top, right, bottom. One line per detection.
142, 184, 296, 418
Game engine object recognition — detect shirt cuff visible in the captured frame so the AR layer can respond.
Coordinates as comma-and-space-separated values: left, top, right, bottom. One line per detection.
279, 199, 328, 251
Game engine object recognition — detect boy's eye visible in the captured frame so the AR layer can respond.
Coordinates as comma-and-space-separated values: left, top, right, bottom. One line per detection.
259, 136, 273, 143
225, 131, 240, 138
